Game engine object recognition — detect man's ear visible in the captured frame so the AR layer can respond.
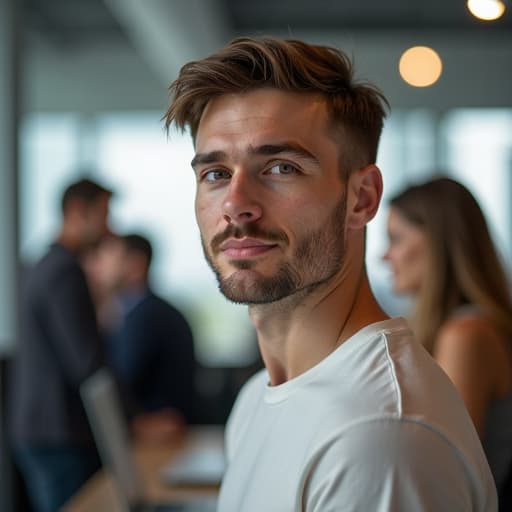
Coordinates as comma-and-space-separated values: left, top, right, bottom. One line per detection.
346, 164, 383, 230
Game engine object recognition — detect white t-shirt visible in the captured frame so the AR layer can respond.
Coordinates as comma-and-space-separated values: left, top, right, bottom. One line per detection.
218, 318, 497, 511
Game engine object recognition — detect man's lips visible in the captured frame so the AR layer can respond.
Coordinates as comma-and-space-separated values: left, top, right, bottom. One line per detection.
219, 238, 278, 258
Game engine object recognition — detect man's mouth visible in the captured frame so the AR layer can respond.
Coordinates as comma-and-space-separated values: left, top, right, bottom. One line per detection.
219, 238, 278, 258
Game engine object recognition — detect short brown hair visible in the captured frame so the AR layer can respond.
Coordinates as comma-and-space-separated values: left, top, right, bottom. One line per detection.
121, 233, 153, 267
61, 178, 112, 214
165, 37, 389, 177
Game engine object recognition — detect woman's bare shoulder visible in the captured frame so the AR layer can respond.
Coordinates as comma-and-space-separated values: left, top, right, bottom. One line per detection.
438, 312, 502, 348
436, 312, 511, 397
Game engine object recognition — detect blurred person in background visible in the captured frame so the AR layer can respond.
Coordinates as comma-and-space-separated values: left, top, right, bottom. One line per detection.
89, 233, 196, 441
384, 176, 512, 501
8, 178, 112, 512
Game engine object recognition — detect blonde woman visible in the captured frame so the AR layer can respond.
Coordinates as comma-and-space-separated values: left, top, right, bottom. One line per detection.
384, 176, 512, 497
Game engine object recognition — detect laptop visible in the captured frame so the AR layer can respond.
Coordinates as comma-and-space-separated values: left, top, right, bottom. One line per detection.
80, 368, 218, 512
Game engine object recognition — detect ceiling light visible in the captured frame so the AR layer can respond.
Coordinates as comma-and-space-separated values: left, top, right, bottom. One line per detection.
399, 46, 443, 88
467, 0, 506, 20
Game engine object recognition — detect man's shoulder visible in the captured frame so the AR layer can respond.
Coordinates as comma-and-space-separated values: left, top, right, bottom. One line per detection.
135, 291, 184, 317
243, 367, 267, 387
353, 319, 489, 456
130, 291, 193, 332
136, 291, 166, 310
236, 368, 268, 402
24, 244, 80, 292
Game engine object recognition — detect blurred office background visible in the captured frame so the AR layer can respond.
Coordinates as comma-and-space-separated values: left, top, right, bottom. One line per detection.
1, 0, 511, 509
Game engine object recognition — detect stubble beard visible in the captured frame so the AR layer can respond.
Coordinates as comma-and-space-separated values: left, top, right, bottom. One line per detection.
201, 195, 347, 305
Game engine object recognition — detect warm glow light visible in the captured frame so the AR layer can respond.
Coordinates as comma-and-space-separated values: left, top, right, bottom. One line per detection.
467, 0, 506, 20
399, 46, 443, 87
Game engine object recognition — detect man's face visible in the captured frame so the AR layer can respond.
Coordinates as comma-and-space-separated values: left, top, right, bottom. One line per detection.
93, 237, 127, 292
82, 194, 110, 247
193, 88, 349, 305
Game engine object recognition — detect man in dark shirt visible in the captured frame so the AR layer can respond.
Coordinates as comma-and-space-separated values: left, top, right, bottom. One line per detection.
93, 233, 196, 438
8, 178, 112, 512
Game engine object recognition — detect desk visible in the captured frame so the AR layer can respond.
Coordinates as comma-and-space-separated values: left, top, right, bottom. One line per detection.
62, 426, 222, 512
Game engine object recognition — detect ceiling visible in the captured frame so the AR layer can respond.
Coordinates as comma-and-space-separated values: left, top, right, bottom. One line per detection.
21, 0, 512, 112
227, 0, 512, 32
24, 0, 512, 41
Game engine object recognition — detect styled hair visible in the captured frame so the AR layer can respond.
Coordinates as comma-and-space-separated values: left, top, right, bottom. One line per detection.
165, 36, 389, 177
390, 177, 512, 351
61, 178, 112, 214
121, 233, 153, 267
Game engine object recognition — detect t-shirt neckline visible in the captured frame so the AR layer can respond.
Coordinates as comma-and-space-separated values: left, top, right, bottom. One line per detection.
263, 317, 408, 405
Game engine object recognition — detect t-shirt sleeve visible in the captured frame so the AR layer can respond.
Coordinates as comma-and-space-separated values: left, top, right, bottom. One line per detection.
303, 418, 494, 512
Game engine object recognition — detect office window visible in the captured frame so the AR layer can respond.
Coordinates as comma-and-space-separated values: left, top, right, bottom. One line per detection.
20, 109, 512, 360
20, 113, 81, 261
442, 109, 512, 266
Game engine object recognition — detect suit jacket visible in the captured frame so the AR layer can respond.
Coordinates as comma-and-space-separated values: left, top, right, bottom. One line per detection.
106, 289, 196, 421
8, 243, 104, 444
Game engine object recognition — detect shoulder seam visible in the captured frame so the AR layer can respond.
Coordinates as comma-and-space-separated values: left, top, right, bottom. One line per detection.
382, 333, 403, 417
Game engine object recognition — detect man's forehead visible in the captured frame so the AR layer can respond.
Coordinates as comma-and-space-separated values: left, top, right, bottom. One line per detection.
195, 89, 330, 148
200, 89, 325, 123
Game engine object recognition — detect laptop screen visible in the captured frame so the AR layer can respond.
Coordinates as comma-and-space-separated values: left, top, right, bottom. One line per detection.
80, 368, 220, 512
80, 368, 146, 509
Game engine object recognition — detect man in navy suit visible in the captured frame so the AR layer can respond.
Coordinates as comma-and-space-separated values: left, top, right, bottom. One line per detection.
92, 233, 196, 438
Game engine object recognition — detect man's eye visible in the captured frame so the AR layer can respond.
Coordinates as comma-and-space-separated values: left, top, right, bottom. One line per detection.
203, 169, 230, 182
267, 163, 299, 175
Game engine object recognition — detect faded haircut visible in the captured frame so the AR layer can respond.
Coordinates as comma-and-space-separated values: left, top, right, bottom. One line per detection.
121, 233, 153, 267
164, 36, 389, 178
61, 178, 112, 214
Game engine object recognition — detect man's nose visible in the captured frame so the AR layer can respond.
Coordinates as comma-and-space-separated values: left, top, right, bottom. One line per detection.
222, 172, 263, 225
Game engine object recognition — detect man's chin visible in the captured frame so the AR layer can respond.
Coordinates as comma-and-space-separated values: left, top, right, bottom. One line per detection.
218, 288, 280, 306
218, 272, 265, 305
230, 259, 257, 270
217, 272, 296, 305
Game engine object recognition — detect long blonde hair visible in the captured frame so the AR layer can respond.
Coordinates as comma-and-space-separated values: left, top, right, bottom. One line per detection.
390, 177, 512, 352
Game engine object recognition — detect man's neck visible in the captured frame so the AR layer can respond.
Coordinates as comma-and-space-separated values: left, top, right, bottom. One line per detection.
249, 263, 388, 386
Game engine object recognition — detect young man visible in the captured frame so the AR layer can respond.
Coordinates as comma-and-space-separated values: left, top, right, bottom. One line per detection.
8, 178, 112, 512
165, 38, 497, 511
91, 233, 196, 433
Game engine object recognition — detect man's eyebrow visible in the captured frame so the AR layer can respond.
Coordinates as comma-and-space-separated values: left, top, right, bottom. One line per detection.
190, 143, 320, 169
191, 150, 227, 169
249, 143, 320, 165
